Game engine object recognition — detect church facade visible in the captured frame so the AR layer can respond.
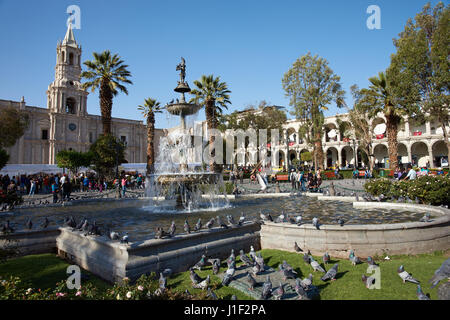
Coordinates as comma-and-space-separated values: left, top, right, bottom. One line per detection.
0, 24, 163, 166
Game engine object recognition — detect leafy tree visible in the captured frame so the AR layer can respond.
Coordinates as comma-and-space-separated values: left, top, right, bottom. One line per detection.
89, 135, 126, 179
55, 150, 92, 175
336, 85, 376, 170
190, 75, 231, 172
282, 53, 345, 170
0, 107, 29, 149
138, 98, 163, 174
81, 51, 133, 135
0, 148, 9, 171
300, 151, 312, 162
388, 2, 450, 161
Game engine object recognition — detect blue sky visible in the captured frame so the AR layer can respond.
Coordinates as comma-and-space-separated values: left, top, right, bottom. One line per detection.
0, 0, 443, 129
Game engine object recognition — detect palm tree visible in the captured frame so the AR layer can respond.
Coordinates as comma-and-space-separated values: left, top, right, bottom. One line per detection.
81, 50, 133, 135
360, 71, 401, 170
189, 75, 231, 172
138, 98, 163, 174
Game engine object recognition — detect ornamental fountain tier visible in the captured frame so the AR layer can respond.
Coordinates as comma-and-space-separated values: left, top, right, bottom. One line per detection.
146, 58, 222, 210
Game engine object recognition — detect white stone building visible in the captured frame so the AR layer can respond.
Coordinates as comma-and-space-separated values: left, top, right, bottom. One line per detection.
0, 24, 163, 166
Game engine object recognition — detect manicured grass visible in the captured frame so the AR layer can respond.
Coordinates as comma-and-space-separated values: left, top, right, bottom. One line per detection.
258, 249, 448, 300
1, 250, 447, 300
0, 253, 110, 292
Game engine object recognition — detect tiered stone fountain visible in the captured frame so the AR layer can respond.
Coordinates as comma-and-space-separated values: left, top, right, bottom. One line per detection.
146, 58, 222, 210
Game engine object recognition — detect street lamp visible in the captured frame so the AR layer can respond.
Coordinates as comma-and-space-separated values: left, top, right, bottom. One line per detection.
285, 131, 290, 169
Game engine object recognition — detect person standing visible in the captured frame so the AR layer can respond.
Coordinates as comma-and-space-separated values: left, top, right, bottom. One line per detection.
29, 179, 36, 196
121, 177, 127, 197
51, 181, 58, 203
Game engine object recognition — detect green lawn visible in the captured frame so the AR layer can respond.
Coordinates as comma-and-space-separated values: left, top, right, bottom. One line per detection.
0, 250, 448, 300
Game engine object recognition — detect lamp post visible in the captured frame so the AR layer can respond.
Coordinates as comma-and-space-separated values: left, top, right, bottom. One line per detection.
286, 130, 290, 170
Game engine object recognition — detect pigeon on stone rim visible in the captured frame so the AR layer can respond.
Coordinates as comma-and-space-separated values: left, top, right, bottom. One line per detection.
312, 217, 320, 230
321, 263, 338, 281
194, 218, 202, 231
245, 271, 258, 291
184, 219, 191, 234
206, 218, 215, 229
294, 241, 303, 253
261, 276, 272, 300
217, 216, 229, 229
429, 258, 450, 288
40, 217, 50, 229
168, 221, 176, 237
397, 265, 420, 284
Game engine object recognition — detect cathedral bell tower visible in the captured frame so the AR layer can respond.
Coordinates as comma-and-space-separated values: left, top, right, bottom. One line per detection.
46, 22, 88, 116
46, 22, 89, 164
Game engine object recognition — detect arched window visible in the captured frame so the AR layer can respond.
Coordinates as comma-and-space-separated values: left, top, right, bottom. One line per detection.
66, 97, 76, 114
69, 52, 74, 65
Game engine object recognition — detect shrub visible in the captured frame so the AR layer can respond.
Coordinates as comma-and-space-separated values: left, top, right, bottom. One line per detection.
364, 175, 450, 205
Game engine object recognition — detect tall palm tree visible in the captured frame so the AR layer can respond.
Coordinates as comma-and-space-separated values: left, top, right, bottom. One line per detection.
81, 50, 133, 135
360, 71, 401, 170
190, 75, 231, 172
138, 98, 163, 174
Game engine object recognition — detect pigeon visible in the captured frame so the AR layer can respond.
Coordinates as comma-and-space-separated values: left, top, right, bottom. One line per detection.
303, 251, 311, 264
120, 233, 129, 244
420, 213, 431, 222
397, 265, 420, 284
207, 288, 218, 300
161, 268, 173, 277
295, 215, 303, 225
349, 250, 362, 266
255, 253, 265, 270
207, 258, 221, 266
416, 285, 430, 300
429, 258, 450, 288
259, 210, 267, 221
189, 268, 202, 285
300, 274, 313, 289
322, 252, 330, 265
252, 262, 262, 275
25, 218, 33, 230
367, 256, 379, 271
249, 246, 257, 262
362, 274, 376, 289
273, 282, 285, 300
245, 271, 258, 291
337, 218, 345, 227
168, 221, 176, 236
212, 260, 220, 275
205, 218, 215, 229
192, 255, 206, 270
267, 214, 274, 222
65, 216, 77, 228
159, 272, 167, 291
310, 256, 326, 273
108, 229, 120, 240
281, 260, 296, 273
294, 242, 303, 253
312, 217, 320, 229
279, 264, 297, 280
295, 278, 309, 300
184, 219, 190, 234
261, 276, 272, 300
217, 216, 228, 229
226, 249, 235, 267
194, 218, 202, 231
275, 212, 285, 223
239, 250, 253, 267
75, 217, 86, 230
222, 272, 233, 286
193, 275, 210, 290
238, 212, 246, 225
169, 99, 174, 104
227, 215, 236, 226
40, 217, 49, 229
81, 219, 89, 233
321, 263, 338, 281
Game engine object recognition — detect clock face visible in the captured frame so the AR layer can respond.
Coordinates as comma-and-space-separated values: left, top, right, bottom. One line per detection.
69, 123, 77, 131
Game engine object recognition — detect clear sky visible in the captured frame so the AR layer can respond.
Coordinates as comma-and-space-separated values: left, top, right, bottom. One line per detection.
0, 0, 443, 129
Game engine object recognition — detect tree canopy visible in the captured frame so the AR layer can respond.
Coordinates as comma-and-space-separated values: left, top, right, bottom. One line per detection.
55, 150, 92, 175
0, 107, 29, 149
89, 134, 127, 178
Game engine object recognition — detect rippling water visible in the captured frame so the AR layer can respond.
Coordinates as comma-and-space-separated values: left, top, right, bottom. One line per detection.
0, 196, 426, 242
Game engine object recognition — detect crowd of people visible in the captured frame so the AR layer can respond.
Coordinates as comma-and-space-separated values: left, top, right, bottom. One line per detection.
0, 172, 146, 204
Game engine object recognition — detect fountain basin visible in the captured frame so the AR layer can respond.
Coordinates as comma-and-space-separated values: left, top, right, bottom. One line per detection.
166, 103, 201, 117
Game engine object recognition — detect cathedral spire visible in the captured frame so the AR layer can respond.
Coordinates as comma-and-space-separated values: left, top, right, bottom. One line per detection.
62, 20, 77, 47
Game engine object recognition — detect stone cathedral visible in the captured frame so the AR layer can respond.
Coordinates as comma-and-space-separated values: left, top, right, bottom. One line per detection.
0, 24, 163, 165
